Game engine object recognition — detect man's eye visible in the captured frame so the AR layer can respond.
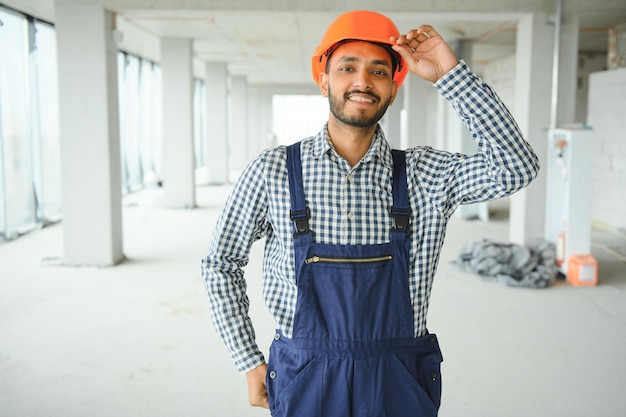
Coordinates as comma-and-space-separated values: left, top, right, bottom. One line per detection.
373, 70, 387, 76
339, 67, 353, 72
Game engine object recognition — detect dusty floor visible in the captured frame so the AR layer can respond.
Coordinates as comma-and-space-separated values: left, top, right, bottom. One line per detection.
1, 185, 625, 417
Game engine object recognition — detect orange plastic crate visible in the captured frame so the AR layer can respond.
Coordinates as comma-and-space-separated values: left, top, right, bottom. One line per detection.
567, 254, 598, 287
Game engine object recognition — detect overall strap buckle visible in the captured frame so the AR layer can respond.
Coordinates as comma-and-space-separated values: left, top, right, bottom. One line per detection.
390, 206, 411, 233
286, 142, 313, 239
290, 207, 311, 237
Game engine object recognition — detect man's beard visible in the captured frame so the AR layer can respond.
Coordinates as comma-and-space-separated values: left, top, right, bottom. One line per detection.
328, 87, 391, 128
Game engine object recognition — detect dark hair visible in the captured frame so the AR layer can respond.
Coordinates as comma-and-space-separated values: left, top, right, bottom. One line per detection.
324, 40, 400, 76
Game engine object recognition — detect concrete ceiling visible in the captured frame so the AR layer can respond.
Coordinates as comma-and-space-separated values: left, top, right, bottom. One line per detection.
3, 0, 626, 86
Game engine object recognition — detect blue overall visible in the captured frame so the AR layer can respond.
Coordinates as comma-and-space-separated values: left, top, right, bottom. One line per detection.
266, 143, 443, 417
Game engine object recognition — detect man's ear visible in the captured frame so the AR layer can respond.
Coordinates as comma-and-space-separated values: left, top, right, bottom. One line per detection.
319, 72, 329, 98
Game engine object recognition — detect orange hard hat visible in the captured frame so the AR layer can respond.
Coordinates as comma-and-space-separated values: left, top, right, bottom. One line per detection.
311, 10, 409, 87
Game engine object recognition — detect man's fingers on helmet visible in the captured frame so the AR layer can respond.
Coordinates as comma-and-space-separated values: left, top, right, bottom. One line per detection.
419, 25, 439, 39
404, 30, 419, 41
403, 25, 438, 42
392, 34, 409, 45
400, 27, 432, 45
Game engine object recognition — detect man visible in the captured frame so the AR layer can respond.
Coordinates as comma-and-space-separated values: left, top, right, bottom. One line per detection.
203, 10, 539, 417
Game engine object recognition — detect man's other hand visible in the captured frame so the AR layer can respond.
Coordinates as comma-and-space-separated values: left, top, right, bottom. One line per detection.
246, 363, 269, 409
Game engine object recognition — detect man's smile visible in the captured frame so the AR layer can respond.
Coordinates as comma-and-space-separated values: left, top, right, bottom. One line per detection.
346, 91, 379, 104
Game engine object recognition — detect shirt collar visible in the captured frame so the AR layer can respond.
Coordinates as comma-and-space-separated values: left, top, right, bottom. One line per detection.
311, 123, 394, 169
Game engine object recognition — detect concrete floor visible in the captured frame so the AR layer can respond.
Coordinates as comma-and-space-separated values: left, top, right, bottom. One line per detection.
1, 185, 625, 417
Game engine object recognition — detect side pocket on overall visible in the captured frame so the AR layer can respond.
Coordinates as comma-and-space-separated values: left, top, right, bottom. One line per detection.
385, 352, 442, 417
266, 347, 324, 417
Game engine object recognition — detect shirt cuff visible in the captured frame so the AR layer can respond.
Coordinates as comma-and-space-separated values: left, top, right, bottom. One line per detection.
433, 60, 477, 101
233, 346, 266, 374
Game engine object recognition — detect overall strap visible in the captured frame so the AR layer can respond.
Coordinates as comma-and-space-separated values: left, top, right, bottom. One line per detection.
286, 142, 311, 236
391, 150, 411, 233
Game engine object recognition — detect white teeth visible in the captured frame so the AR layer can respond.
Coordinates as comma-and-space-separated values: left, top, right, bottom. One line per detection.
350, 96, 374, 103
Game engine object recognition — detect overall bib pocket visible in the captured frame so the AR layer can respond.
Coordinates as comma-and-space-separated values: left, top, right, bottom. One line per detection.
293, 257, 413, 341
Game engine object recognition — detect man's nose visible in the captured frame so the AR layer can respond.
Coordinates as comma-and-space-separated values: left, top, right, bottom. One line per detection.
353, 68, 373, 89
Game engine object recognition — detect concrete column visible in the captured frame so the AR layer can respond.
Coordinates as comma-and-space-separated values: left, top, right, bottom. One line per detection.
262, 93, 275, 149
161, 38, 195, 208
449, 40, 487, 220
55, 2, 123, 266
403, 75, 431, 148
509, 13, 553, 245
556, 15, 580, 125
253, 92, 274, 153
447, 39, 476, 156
424, 87, 441, 150
382, 88, 402, 149
205, 62, 228, 184
447, 40, 475, 154
247, 87, 261, 160
434, 94, 448, 151
229, 75, 248, 180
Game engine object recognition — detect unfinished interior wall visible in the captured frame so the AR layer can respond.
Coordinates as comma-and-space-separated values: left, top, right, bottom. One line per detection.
587, 67, 626, 235
576, 53, 608, 123
608, 23, 626, 70
483, 52, 626, 237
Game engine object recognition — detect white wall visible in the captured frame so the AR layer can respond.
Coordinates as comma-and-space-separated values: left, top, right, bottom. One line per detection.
576, 53, 608, 124
587, 68, 626, 235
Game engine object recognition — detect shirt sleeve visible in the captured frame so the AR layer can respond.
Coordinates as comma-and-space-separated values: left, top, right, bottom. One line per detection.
416, 60, 540, 215
201, 153, 270, 373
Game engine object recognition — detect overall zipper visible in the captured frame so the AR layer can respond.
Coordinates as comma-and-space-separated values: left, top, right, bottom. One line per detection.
305, 255, 393, 264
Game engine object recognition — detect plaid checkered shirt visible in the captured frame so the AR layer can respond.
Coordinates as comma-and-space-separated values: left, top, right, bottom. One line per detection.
202, 61, 540, 373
